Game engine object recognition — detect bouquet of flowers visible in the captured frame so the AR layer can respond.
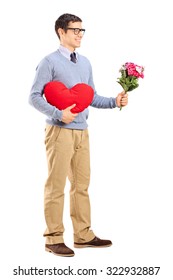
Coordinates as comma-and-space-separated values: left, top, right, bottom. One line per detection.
117, 62, 144, 110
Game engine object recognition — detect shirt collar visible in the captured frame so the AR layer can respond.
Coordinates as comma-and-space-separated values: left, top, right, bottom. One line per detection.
58, 45, 78, 61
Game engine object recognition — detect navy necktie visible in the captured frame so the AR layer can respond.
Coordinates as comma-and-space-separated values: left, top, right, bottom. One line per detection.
70, 52, 77, 63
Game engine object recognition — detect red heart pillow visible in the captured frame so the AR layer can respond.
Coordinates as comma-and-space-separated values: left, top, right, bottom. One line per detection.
44, 81, 94, 113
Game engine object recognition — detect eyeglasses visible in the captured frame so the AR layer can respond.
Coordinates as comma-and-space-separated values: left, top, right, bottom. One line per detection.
67, 28, 85, 35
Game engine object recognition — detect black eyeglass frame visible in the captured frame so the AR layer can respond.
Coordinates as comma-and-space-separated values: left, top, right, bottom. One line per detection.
66, 28, 86, 35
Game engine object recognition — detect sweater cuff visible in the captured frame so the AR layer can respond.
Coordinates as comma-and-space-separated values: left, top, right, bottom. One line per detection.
52, 108, 63, 121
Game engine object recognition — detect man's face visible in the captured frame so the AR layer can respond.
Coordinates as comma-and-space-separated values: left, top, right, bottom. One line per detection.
59, 21, 84, 51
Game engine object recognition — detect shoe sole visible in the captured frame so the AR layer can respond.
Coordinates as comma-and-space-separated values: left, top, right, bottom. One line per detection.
45, 247, 75, 257
74, 243, 112, 248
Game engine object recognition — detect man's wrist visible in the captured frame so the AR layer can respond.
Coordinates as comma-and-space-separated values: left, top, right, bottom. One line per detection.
115, 97, 120, 108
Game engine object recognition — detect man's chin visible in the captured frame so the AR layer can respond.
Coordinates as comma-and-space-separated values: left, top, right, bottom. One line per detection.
75, 43, 81, 48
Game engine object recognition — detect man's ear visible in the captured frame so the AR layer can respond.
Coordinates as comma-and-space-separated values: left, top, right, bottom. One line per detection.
57, 28, 65, 38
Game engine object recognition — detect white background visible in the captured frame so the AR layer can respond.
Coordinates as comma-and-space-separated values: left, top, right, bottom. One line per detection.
0, 0, 173, 279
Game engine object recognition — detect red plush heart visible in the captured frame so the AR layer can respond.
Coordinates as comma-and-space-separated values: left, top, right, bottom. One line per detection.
44, 81, 94, 113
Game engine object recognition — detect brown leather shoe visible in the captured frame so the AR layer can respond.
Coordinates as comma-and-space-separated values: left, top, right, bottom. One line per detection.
74, 236, 112, 248
45, 243, 75, 257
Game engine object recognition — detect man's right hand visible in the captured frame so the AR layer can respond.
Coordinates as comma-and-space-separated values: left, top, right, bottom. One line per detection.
61, 104, 78, 124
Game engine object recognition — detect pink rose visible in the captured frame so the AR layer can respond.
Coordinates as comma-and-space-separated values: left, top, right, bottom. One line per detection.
125, 63, 144, 78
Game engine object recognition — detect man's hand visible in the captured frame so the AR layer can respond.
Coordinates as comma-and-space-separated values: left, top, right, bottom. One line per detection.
116, 91, 128, 108
61, 104, 78, 124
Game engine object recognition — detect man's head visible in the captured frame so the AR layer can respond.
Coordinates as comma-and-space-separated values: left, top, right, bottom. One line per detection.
55, 13, 85, 51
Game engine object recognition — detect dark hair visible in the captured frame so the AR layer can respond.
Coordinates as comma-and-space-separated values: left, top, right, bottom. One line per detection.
55, 13, 82, 39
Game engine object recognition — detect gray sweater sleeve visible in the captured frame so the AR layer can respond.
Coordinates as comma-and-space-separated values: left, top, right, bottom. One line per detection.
28, 58, 62, 121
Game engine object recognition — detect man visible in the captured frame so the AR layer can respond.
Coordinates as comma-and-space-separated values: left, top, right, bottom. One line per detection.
29, 13, 128, 257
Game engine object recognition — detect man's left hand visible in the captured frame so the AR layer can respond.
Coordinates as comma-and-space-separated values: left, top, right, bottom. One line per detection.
116, 91, 128, 108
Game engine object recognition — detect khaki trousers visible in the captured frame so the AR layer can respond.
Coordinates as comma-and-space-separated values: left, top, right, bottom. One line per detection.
43, 124, 95, 244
